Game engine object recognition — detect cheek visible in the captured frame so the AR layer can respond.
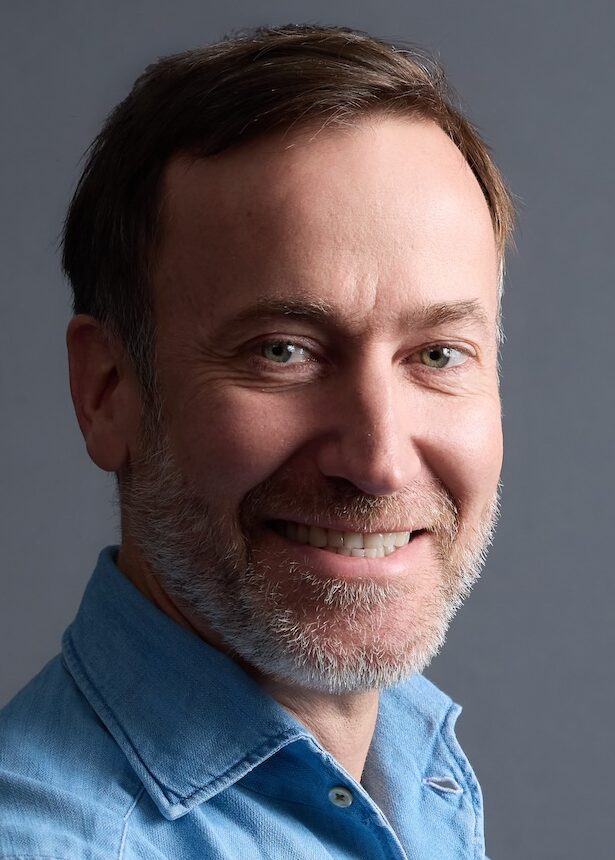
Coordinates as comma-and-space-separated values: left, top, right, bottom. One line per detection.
420, 397, 503, 513
166, 388, 309, 497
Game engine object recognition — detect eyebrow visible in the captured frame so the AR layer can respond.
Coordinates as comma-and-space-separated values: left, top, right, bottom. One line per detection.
400, 299, 491, 334
209, 297, 336, 342
211, 295, 491, 340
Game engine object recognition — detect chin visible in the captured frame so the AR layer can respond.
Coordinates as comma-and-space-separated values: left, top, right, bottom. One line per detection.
215, 573, 459, 695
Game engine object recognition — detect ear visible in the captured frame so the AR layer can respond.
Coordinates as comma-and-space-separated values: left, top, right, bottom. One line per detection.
66, 315, 142, 472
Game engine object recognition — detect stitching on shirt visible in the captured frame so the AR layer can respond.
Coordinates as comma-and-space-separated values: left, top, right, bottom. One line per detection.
176, 729, 306, 808
240, 782, 331, 810
62, 635, 173, 800
438, 703, 483, 858
62, 635, 308, 812
117, 784, 146, 860
241, 770, 406, 858
62, 634, 174, 798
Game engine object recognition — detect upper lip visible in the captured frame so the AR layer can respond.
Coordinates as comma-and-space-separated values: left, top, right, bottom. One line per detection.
269, 517, 424, 534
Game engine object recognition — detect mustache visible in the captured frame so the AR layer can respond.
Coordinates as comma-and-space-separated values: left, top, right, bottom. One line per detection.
240, 472, 460, 538
127, 427, 460, 546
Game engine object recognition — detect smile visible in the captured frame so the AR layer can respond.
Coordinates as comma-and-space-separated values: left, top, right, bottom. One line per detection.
271, 520, 423, 558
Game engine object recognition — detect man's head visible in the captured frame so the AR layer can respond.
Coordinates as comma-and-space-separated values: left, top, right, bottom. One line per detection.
64, 25, 513, 694
63, 24, 512, 395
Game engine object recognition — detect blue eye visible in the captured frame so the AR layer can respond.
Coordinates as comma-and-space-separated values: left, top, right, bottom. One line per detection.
419, 346, 466, 369
261, 341, 308, 364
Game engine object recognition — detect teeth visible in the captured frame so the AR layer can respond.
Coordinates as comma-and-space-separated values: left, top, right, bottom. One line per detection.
364, 533, 384, 549
343, 532, 363, 549
280, 521, 415, 555
328, 529, 344, 548
309, 525, 328, 547
394, 531, 411, 547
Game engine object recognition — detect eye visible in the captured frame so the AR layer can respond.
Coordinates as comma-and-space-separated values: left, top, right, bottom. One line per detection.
419, 345, 467, 369
261, 341, 309, 364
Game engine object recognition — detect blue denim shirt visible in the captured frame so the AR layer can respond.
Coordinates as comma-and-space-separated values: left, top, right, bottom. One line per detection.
0, 547, 489, 859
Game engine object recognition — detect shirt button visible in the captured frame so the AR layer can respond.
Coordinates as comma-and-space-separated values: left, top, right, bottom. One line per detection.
328, 785, 353, 808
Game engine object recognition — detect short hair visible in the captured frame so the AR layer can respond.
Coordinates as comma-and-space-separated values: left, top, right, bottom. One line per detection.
62, 23, 514, 394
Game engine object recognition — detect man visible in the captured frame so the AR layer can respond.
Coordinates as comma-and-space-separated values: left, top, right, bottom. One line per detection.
0, 24, 513, 859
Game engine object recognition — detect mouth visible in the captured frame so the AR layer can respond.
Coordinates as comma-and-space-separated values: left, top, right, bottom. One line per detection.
270, 519, 425, 559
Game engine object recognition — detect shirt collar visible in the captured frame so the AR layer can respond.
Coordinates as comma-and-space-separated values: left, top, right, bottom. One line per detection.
62, 546, 309, 820
62, 546, 456, 823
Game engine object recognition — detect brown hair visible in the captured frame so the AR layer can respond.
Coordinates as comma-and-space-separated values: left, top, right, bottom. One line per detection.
62, 24, 514, 393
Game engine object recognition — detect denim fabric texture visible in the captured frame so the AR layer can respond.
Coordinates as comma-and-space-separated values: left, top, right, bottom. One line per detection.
0, 547, 489, 859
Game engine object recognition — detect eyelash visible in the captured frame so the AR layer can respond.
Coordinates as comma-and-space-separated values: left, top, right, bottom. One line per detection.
408, 344, 471, 372
249, 339, 321, 374
250, 338, 473, 375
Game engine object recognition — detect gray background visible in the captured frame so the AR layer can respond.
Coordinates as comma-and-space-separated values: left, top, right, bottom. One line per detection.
1, 1, 613, 857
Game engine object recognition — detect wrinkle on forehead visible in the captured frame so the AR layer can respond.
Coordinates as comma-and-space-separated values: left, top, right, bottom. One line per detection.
155, 117, 498, 332
208, 294, 494, 348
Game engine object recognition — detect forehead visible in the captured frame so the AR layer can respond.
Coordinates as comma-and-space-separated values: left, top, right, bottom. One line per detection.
155, 118, 498, 333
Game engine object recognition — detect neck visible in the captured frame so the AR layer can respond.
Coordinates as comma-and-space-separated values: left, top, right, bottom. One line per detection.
258, 677, 379, 782
118, 538, 380, 781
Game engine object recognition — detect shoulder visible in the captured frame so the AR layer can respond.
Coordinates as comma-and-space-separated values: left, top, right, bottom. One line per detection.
0, 655, 143, 859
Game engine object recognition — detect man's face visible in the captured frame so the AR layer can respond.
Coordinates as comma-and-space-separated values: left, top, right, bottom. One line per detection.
122, 117, 502, 693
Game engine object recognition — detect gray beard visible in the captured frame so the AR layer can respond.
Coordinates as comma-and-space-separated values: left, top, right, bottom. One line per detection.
120, 433, 500, 694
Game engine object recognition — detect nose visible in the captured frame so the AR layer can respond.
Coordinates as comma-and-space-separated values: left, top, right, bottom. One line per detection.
315, 356, 422, 496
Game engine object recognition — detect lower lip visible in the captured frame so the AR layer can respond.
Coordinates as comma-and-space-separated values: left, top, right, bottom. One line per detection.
261, 527, 432, 583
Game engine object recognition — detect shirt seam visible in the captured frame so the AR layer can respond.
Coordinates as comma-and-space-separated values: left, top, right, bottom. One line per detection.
214, 726, 422, 860
62, 630, 308, 812
117, 784, 146, 860
62, 632, 180, 802
439, 702, 483, 858
240, 781, 410, 858
240, 782, 333, 810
